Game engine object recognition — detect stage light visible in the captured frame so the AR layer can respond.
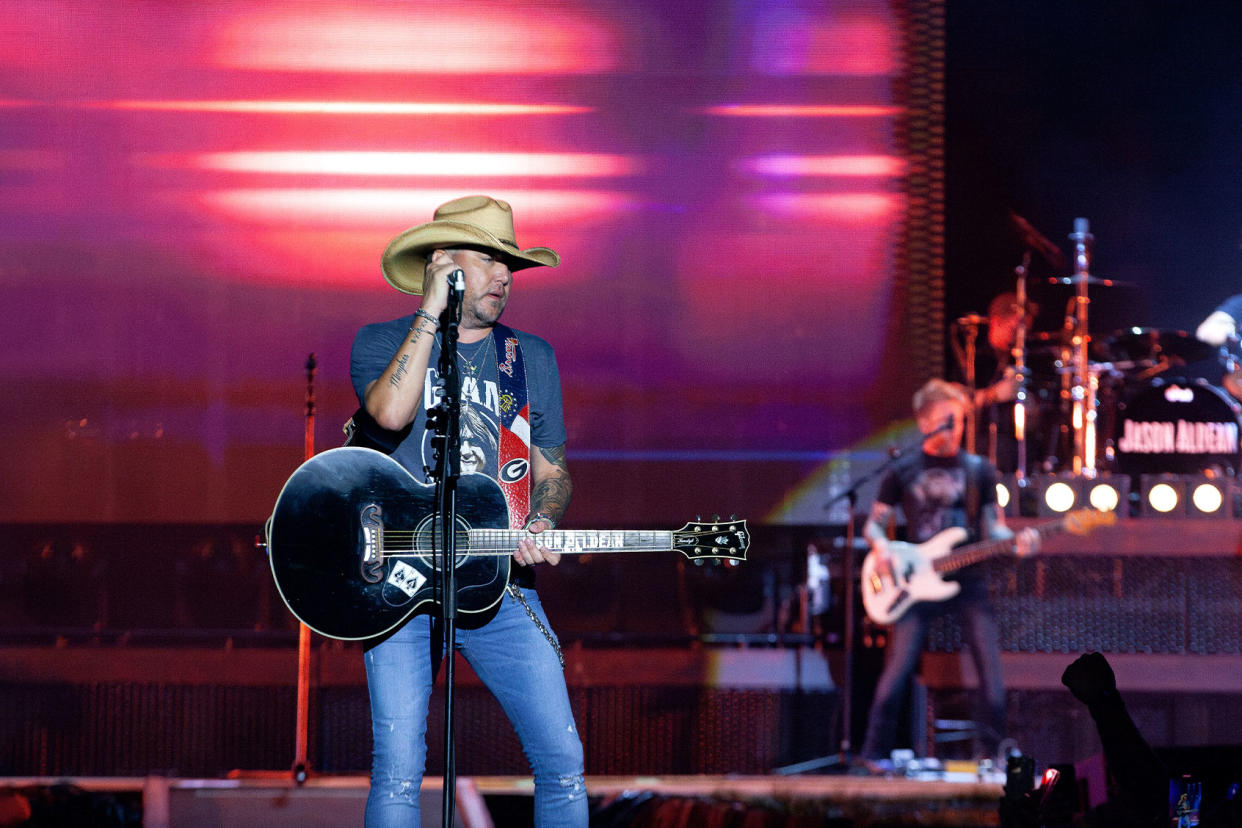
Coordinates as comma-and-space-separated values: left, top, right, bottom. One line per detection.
1087, 483, 1119, 512
1184, 474, 1233, 518
1025, 473, 1081, 517
1044, 481, 1077, 513
1024, 473, 1129, 518
1082, 475, 1129, 518
995, 475, 1019, 516
1149, 484, 1180, 512
1139, 474, 1184, 517
1190, 481, 1223, 514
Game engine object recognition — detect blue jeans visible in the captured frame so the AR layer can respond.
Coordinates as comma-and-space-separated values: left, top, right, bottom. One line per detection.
364, 589, 587, 827
860, 594, 1006, 760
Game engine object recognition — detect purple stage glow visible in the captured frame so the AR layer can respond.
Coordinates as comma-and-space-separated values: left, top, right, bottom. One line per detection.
1, 0, 913, 525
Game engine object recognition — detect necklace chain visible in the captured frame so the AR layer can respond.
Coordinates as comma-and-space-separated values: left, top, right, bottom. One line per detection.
458, 330, 495, 377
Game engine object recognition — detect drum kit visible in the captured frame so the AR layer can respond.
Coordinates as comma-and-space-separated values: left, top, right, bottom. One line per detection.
955, 217, 1242, 483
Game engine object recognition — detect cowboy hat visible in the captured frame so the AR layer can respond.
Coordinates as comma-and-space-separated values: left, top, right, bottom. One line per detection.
381, 195, 560, 294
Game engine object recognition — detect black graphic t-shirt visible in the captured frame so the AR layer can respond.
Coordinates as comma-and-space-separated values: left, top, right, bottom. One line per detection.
875, 451, 997, 546
350, 315, 567, 486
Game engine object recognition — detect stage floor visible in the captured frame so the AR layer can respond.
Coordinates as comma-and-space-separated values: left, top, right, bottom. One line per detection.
2, 772, 1008, 827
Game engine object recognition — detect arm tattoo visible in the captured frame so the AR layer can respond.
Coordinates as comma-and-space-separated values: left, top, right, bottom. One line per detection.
538, 443, 568, 471
532, 444, 572, 521
388, 353, 410, 388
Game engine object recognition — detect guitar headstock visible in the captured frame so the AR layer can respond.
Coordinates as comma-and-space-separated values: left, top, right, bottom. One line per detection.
673, 518, 749, 566
1064, 508, 1118, 535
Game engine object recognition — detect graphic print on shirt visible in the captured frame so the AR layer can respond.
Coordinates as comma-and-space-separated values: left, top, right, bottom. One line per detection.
906, 467, 967, 543
420, 368, 501, 479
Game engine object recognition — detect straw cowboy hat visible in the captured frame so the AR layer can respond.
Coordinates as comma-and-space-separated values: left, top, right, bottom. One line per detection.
381, 195, 560, 295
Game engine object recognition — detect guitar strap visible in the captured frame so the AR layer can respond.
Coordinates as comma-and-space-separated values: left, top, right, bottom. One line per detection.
491, 324, 531, 530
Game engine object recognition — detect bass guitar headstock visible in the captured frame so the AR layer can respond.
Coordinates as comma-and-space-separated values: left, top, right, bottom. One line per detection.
673, 516, 749, 566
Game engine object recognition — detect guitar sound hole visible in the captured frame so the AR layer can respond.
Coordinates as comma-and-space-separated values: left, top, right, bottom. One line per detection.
412, 519, 474, 570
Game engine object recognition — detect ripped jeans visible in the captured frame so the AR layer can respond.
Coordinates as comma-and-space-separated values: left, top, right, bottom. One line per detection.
364, 589, 587, 827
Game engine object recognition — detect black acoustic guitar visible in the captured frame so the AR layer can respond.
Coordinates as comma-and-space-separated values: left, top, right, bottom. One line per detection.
267, 447, 750, 640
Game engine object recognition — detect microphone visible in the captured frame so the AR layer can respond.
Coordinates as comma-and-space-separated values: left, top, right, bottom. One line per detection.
449, 267, 465, 293
927, 413, 955, 436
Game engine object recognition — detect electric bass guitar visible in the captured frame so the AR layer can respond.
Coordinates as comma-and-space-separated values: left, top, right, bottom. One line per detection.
860, 508, 1115, 625
266, 447, 750, 641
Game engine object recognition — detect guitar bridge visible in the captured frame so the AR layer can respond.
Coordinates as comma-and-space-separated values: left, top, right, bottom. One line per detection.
360, 504, 384, 583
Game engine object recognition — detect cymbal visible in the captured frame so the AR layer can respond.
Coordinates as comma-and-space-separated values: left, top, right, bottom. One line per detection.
1103, 327, 1217, 365
1048, 275, 1131, 287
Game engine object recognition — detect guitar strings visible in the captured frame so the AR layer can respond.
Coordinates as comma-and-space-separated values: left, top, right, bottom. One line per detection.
372, 528, 739, 559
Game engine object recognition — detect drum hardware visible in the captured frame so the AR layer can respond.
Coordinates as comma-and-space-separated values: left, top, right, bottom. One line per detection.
1049, 274, 1129, 287
1216, 335, 1242, 400
1012, 252, 1032, 479
1009, 211, 1067, 272
1064, 218, 1098, 475
1104, 327, 1217, 370
1223, 370, 1242, 400
952, 313, 984, 455
1112, 378, 1242, 479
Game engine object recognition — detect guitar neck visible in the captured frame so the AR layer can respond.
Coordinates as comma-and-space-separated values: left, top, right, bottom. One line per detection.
469, 528, 676, 556
933, 518, 1067, 574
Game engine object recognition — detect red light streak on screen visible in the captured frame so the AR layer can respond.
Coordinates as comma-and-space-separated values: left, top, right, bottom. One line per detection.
753, 192, 900, 221
212, 4, 627, 74
155, 151, 637, 178
180, 189, 631, 288
87, 101, 592, 116
706, 104, 901, 118
745, 154, 905, 178
194, 188, 626, 225
747, 6, 897, 75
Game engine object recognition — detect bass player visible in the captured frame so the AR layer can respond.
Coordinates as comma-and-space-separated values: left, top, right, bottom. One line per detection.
858, 379, 1039, 766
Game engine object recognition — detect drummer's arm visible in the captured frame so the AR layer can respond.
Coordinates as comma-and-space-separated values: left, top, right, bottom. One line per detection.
1196, 310, 1236, 346
1198, 294, 1242, 346
976, 367, 1020, 407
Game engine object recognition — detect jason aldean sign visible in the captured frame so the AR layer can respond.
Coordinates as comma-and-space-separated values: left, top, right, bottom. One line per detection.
1117, 387, 1241, 455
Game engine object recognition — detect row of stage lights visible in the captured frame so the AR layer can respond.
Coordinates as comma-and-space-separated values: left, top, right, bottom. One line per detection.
996, 472, 1237, 519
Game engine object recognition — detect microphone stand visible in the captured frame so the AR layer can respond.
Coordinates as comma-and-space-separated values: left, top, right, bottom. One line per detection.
293, 353, 316, 784
775, 425, 938, 774
429, 269, 465, 828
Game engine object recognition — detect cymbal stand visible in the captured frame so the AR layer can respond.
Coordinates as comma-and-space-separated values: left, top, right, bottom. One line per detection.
1012, 253, 1030, 480
950, 316, 984, 455
1066, 218, 1098, 475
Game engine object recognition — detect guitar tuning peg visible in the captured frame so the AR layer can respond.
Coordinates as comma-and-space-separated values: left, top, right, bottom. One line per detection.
693, 558, 705, 566
696, 514, 702, 522
726, 559, 740, 567
713, 514, 721, 522
711, 558, 722, 566
730, 514, 737, 521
